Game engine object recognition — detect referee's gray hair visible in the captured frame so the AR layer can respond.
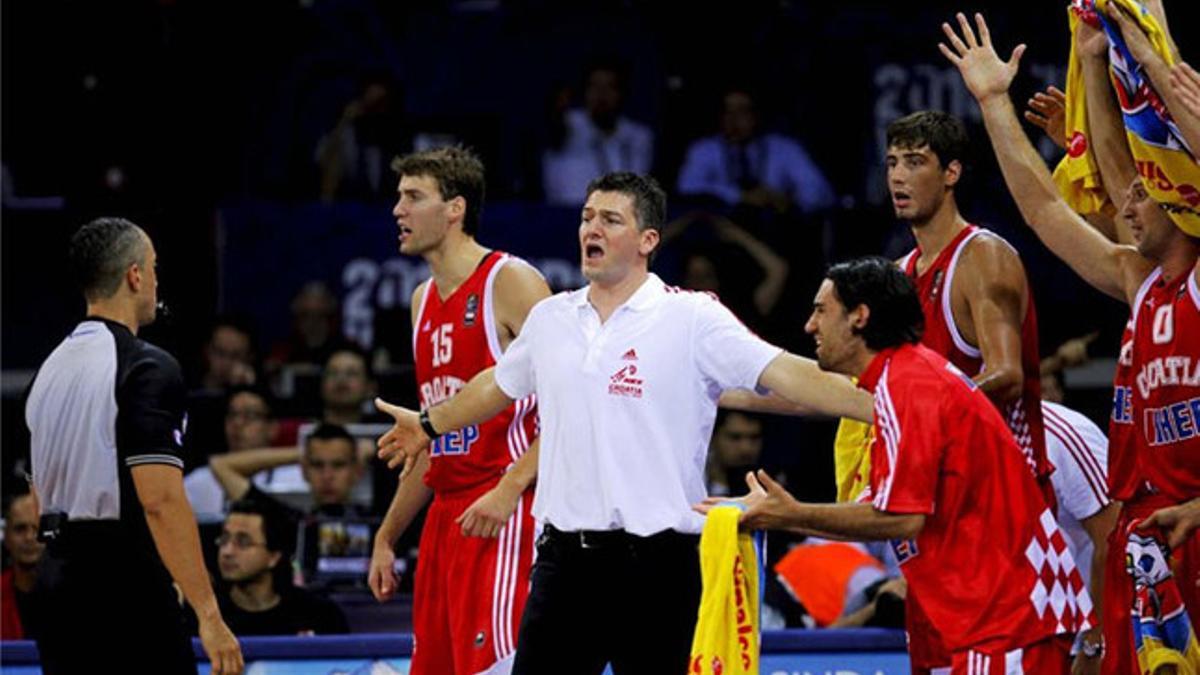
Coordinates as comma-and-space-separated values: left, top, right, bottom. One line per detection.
68, 217, 149, 302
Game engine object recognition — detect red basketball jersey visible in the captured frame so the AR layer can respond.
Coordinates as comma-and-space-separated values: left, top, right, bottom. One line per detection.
413, 251, 538, 494
900, 225, 1050, 483
863, 344, 1089, 655
1108, 286, 1145, 501
1130, 268, 1200, 502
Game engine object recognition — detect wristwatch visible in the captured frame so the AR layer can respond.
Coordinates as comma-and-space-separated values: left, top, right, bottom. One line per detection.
419, 408, 441, 440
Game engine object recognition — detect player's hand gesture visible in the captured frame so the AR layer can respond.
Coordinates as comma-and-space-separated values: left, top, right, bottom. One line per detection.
198, 616, 244, 675
1024, 86, 1068, 150
694, 470, 801, 531
939, 12, 1026, 104
457, 482, 521, 538
375, 398, 430, 473
368, 542, 400, 602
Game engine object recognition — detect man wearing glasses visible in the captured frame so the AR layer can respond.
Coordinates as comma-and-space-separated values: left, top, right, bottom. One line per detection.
208, 499, 348, 636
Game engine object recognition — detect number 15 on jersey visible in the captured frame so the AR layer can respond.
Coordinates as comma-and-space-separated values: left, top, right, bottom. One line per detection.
430, 324, 453, 367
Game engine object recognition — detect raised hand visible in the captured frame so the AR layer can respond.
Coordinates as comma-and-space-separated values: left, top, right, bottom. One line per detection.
1074, 15, 1109, 60
374, 397, 431, 471
938, 12, 1027, 103
1102, 3, 1156, 67
1024, 86, 1068, 150
1170, 62, 1200, 118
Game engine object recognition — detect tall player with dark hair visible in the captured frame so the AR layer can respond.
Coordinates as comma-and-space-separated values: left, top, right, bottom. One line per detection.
875, 109, 1058, 674
367, 147, 551, 674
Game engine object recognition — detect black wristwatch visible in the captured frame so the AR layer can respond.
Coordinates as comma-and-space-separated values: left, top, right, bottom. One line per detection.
419, 408, 440, 440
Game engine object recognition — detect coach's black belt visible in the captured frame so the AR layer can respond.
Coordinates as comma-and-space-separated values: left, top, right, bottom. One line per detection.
543, 523, 697, 550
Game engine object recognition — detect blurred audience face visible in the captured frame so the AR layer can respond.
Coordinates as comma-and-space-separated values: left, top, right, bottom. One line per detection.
683, 254, 721, 293
1121, 178, 1179, 262
393, 173, 453, 257
224, 391, 276, 452
712, 412, 764, 470
321, 350, 373, 416
720, 91, 758, 145
205, 325, 254, 389
291, 283, 337, 350
217, 512, 280, 585
3, 495, 44, 570
584, 67, 623, 130
885, 143, 956, 226
302, 438, 361, 506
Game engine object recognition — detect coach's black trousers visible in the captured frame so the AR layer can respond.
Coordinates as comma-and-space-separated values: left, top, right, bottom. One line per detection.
511, 524, 702, 675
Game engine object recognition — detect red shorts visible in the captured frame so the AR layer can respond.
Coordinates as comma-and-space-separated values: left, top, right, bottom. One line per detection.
1101, 496, 1200, 675
411, 482, 536, 675
950, 635, 1071, 674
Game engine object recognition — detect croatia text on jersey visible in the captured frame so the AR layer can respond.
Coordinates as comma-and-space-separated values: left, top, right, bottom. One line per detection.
1135, 356, 1200, 400
420, 374, 468, 408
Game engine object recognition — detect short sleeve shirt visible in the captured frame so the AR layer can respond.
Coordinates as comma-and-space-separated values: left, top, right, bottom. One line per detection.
862, 343, 1087, 654
494, 274, 781, 535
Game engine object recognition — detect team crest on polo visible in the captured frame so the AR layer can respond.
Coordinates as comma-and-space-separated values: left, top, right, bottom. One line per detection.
608, 363, 644, 398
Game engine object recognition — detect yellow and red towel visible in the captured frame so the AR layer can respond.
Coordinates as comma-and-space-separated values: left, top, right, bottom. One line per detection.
690, 505, 760, 675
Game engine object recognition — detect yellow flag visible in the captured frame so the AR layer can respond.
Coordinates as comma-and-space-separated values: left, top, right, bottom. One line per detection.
834, 418, 874, 503
1051, 5, 1111, 215
1097, 0, 1200, 235
689, 505, 760, 675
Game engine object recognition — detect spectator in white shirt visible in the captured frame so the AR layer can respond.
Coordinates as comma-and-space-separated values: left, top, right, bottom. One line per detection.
541, 61, 654, 206
374, 172, 872, 674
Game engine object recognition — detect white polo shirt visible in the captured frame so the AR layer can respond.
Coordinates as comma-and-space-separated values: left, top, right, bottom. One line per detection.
494, 273, 782, 535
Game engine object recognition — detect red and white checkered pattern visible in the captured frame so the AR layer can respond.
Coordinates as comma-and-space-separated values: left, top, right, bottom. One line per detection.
1007, 403, 1037, 477
1024, 509, 1094, 634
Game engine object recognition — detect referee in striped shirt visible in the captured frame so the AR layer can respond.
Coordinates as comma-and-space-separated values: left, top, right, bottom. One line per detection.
24, 218, 242, 674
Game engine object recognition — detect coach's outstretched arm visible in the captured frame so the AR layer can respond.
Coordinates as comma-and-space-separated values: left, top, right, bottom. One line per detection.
940, 12, 1151, 304
375, 366, 513, 470
757, 352, 874, 423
